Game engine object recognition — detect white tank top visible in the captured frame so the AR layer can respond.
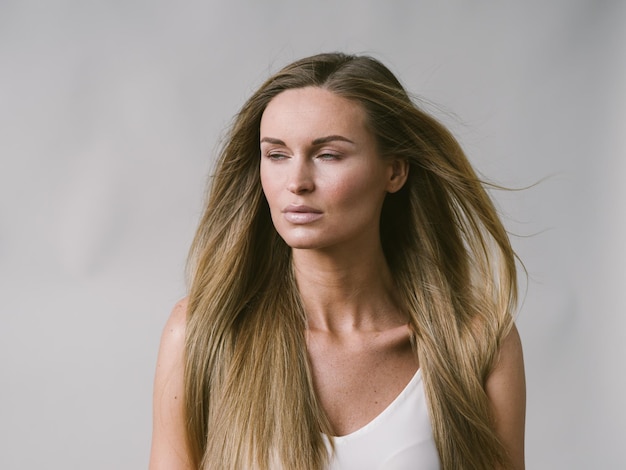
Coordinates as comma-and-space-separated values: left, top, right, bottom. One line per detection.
325, 369, 441, 470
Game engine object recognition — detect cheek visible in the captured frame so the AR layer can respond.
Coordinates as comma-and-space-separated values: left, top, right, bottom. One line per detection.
260, 165, 278, 204
327, 169, 387, 208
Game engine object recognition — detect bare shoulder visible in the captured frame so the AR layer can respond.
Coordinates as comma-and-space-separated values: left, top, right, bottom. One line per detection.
161, 298, 189, 350
485, 323, 526, 469
487, 323, 525, 393
154, 298, 188, 383
149, 298, 192, 470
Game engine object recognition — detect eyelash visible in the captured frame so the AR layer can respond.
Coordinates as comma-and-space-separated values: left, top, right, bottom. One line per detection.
266, 152, 287, 160
263, 151, 341, 161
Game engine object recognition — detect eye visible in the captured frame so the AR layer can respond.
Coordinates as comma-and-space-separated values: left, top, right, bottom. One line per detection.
265, 152, 288, 161
317, 152, 340, 161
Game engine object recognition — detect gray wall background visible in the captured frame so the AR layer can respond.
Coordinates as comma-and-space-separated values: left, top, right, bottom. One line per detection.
1, 1, 624, 468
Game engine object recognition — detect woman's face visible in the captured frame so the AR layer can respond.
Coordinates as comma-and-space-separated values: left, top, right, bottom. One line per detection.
260, 86, 405, 252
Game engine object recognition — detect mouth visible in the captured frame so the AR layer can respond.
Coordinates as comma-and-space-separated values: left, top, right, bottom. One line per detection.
282, 204, 323, 224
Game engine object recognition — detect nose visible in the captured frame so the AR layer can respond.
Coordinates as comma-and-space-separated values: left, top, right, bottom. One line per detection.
286, 158, 314, 194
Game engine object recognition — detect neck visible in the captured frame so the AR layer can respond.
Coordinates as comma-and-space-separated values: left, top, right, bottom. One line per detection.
292, 243, 405, 334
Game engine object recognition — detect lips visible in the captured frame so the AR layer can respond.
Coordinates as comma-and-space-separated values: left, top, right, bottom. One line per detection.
282, 204, 323, 224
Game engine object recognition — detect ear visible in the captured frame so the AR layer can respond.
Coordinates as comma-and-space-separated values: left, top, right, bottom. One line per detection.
386, 158, 409, 193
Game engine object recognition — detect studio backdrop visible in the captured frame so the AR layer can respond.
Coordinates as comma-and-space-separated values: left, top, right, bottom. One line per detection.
1, 1, 624, 469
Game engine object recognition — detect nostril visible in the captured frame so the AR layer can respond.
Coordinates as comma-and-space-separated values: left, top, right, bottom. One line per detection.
287, 177, 314, 194
288, 183, 311, 194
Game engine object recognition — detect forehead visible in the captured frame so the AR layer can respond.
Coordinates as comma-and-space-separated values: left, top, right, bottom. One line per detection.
260, 87, 369, 138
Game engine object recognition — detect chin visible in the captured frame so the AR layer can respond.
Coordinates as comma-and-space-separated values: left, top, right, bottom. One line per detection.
277, 232, 331, 251
274, 226, 322, 249
282, 239, 324, 250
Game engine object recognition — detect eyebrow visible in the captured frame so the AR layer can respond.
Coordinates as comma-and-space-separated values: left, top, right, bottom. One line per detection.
260, 135, 355, 146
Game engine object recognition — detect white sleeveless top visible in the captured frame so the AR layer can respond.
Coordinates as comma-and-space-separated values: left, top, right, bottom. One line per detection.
325, 370, 441, 470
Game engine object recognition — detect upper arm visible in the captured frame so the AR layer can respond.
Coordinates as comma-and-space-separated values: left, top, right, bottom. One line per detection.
485, 323, 526, 470
149, 299, 193, 470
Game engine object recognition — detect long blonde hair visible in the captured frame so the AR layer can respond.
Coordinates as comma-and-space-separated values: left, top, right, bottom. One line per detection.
185, 52, 518, 469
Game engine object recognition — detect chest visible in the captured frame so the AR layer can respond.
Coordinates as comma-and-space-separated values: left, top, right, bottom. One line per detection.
306, 331, 418, 436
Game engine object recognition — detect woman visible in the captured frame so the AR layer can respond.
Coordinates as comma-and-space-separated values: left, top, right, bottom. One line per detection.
150, 52, 526, 470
